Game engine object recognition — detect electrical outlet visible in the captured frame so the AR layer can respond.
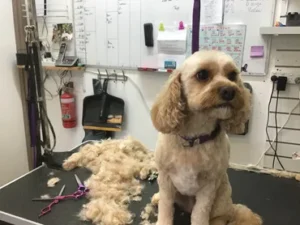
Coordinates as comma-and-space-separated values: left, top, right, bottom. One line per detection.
67, 81, 74, 88
272, 72, 300, 84
295, 77, 300, 84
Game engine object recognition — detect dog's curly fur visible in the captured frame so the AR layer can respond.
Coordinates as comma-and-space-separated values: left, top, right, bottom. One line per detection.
151, 51, 262, 225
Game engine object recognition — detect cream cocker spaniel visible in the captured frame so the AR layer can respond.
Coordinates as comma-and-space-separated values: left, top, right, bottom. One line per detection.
151, 51, 262, 225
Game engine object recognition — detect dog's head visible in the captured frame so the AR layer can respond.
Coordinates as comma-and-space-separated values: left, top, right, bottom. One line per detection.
151, 51, 251, 134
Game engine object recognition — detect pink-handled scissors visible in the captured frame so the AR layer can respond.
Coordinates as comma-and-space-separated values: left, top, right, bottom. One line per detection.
59, 174, 89, 200
33, 185, 66, 218
74, 174, 89, 197
33, 174, 89, 218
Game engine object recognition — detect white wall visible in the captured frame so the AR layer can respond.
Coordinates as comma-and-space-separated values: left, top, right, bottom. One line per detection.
0, 0, 29, 186
44, 67, 271, 164
44, 70, 168, 151
44, 65, 270, 165
43, 0, 300, 172
43, 62, 299, 171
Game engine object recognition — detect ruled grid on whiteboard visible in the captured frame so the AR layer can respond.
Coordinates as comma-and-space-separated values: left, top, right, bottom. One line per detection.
74, 0, 141, 68
74, 0, 87, 64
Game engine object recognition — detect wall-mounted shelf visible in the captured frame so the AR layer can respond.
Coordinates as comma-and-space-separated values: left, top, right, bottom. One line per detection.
138, 67, 173, 73
43, 66, 85, 71
17, 65, 85, 71
260, 27, 300, 35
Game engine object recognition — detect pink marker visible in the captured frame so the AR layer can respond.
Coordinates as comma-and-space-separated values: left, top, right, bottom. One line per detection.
179, 21, 185, 30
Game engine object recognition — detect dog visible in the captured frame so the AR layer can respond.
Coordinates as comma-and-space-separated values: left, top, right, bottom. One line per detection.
151, 51, 262, 225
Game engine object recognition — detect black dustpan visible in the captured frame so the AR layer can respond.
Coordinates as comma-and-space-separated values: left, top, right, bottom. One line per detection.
82, 78, 125, 131
42, 79, 124, 169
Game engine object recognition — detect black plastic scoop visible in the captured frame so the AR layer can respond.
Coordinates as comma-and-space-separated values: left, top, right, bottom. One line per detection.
82, 78, 125, 131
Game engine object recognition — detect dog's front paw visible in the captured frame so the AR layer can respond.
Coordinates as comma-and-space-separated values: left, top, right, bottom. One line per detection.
156, 222, 172, 225
156, 218, 173, 225
191, 222, 209, 225
191, 218, 209, 225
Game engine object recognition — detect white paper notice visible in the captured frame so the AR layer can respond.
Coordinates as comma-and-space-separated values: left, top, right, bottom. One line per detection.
201, 0, 224, 25
157, 30, 187, 55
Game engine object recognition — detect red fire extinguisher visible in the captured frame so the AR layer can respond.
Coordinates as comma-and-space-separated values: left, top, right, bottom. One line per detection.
60, 83, 77, 128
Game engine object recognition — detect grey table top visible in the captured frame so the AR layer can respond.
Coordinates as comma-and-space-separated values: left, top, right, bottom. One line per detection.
1, 164, 299, 225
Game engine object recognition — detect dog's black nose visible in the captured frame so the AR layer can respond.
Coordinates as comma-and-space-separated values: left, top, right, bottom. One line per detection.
219, 87, 236, 101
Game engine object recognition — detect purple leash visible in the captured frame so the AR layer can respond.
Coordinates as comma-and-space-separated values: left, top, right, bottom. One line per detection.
26, 43, 38, 168
192, 0, 201, 53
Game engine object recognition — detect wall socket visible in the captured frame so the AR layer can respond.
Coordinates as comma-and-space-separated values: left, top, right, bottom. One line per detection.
272, 72, 300, 84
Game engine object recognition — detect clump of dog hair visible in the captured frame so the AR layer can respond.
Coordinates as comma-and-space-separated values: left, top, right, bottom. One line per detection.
140, 193, 159, 225
232, 163, 300, 181
132, 196, 142, 202
63, 136, 157, 225
48, 171, 55, 176
40, 194, 51, 199
140, 221, 156, 225
151, 193, 159, 206
47, 177, 60, 187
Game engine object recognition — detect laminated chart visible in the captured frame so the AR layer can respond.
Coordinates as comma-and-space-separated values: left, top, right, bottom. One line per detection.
187, 25, 246, 69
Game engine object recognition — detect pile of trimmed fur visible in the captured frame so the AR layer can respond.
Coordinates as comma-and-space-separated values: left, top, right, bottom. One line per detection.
63, 137, 156, 225
140, 193, 159, 225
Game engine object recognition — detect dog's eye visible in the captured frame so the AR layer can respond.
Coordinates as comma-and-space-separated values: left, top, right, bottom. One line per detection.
196, 70, 209, 81
228, 71, 237, 81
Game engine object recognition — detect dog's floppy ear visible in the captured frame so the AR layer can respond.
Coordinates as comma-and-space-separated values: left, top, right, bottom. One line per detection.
151, 70, 186, 133
223, 83, 252, 134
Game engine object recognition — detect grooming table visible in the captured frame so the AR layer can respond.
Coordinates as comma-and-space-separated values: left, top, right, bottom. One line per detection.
0, 165, 299, 225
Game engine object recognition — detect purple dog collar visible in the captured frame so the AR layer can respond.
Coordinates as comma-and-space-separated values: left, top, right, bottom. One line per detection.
180, 123, 221, 147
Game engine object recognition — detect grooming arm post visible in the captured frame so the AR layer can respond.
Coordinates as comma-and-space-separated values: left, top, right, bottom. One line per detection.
24, 0, 51, 152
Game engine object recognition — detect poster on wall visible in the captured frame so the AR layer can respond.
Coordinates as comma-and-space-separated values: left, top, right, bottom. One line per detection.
187, 25, 247, 70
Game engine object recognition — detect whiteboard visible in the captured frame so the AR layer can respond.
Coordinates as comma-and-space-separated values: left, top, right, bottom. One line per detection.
73, 0, 275, 74
74, 0, 143, 68
223, 0, 275, 75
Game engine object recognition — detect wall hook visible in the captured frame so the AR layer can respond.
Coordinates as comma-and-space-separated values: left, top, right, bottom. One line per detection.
241, 64, 248, 72
114, 70, 118, 83
105, 69, 109, 79
97, 69, 101, 80
122, 70, 126, 83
